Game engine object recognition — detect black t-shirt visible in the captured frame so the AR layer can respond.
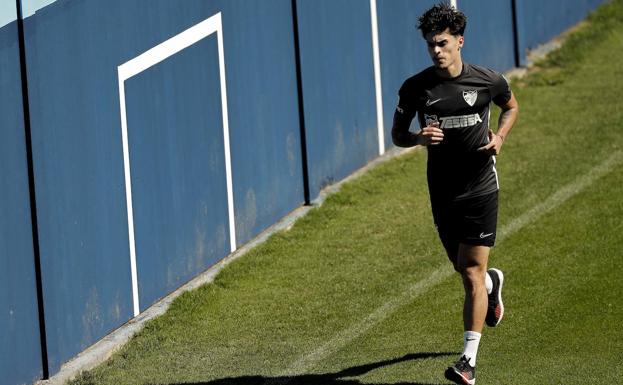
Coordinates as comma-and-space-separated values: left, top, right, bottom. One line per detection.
395, 63, 511, 201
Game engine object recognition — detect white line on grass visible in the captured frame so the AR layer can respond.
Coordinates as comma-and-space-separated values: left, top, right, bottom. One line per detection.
271, 150, 623, 381
497, 151, 623, 240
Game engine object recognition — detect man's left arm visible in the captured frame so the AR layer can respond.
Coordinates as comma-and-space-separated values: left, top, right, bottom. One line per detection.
478, 91, 519, 155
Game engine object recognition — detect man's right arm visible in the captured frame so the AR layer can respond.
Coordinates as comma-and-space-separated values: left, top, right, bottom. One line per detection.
391, 106, 419, 147
392, 106, 444, 147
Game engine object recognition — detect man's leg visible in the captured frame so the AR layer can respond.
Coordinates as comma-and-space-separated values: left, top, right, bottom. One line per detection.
457, 244, 490, 333
439, 238, 490, 333
444, 192, 499, 384
444, 244, 489, 384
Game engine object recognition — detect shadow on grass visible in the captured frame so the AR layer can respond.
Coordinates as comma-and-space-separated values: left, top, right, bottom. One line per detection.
166, 352, 457, 385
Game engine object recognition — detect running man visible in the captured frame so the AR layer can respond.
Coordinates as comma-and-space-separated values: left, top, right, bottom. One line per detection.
391, 3, 519, 384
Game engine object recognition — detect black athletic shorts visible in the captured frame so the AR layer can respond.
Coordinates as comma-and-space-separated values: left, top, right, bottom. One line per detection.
430, 190, 498, 252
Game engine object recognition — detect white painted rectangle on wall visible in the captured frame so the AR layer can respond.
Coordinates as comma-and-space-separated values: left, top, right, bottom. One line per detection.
117, 12, 236, 317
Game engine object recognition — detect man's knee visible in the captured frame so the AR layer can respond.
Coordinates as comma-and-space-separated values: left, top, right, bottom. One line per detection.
457, 244, 490, 283
461, 265, 486, 287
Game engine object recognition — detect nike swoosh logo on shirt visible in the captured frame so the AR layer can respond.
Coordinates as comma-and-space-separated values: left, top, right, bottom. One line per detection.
426, 98, 442, 106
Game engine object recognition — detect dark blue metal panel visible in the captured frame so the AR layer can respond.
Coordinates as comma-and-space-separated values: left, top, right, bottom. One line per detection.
376, 0, 440, 150
0, 5, 43, 385
24, 1, 134, 373
221, 1, 303, 246
23, 0, 302, 374
125, 35, 230, 310
515, 0, 606, 65
459, 0, 516, 72
296, 0, 379, 199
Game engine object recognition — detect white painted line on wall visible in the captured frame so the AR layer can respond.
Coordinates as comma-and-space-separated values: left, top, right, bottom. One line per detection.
216, 16, 237, 256
117, 12, 236, 317
271, 150, 623, 380
370, 0, 385, 155
116, 79, 140, 318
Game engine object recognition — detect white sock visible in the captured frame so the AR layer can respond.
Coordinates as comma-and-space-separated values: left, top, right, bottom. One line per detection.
462, 331, 481, 366
485, 271, 493, 294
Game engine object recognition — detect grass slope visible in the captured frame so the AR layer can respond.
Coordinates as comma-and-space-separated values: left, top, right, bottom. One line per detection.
70, 1, 623, 384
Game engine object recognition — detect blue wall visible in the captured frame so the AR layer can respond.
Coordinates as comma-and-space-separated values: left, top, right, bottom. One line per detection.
2, 0, 608, 383
515, 0, 605, 65
376, 0, 440, 148
24, 0, 135, 372
22, 0, 303, 374
124, 33, 231, 312
0, 3, 43, 385
296, 0, 379, 199
460, 0, 516, 71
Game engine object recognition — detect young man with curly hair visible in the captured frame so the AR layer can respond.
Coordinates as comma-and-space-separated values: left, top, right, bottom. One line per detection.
391, 3, 519, 384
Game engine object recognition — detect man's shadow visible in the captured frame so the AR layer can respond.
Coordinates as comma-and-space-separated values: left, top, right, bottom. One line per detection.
165, 351, 457, 385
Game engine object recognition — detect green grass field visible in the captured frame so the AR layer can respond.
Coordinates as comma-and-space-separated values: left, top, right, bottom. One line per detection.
70, 2, 623, 384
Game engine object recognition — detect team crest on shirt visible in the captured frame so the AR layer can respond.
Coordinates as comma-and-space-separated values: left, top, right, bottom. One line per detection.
462, 90, 478, 106
424, 114, 438, 126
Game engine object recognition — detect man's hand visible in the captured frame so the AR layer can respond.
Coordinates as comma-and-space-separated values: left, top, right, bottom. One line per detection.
479, 90, 518, 155
477, 129, 504, 155
417, 121, 444, 146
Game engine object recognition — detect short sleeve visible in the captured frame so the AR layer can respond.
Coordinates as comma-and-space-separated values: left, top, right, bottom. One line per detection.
491, 73, 512, 106
396, 78, 418, 121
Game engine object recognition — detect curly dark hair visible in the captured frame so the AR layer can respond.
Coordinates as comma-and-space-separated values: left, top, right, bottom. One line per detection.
417, 2, 467, 37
